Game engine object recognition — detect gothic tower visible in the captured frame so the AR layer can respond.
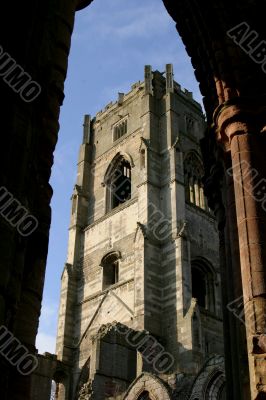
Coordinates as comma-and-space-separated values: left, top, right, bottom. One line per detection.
55, 65, 225, 400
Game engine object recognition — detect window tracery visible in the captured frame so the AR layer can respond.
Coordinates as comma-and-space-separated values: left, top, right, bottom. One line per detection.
184, 152, 207, 210
105, 155, 132, 212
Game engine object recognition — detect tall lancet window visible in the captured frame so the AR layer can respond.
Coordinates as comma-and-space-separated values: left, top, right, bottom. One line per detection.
104, 155, 132, 212
184, 151, 207, 210
101, 251, 120, 290
191, 259, 216, 313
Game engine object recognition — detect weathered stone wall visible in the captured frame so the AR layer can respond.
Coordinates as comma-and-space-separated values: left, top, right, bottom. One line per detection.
56, 67, 224, 399
123, 372, 172, 400
30, 354, 58, 400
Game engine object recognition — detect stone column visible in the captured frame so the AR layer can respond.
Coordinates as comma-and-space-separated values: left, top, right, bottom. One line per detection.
215, 101, 266, 399
224, 158, 250, 399
202, 127, 250, 398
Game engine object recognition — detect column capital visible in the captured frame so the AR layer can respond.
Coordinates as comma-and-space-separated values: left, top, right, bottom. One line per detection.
213, 97, 266, 145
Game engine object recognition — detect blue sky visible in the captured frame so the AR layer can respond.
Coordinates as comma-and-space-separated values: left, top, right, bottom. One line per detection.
36, 0, 203, 354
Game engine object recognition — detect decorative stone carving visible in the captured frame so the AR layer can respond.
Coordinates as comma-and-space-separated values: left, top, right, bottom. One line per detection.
78, 381, 93, 400
91, 321, 119, 343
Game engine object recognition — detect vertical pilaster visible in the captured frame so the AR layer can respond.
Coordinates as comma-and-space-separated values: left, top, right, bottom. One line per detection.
144, 65, 153, 96
164, 64, 183, 237
83, 114, 91, 144
139, 65, 163, 335
166, 63, 174, 94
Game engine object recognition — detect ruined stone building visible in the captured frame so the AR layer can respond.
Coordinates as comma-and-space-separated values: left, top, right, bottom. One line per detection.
53, 65, 225, 399
1, 1, 265, 399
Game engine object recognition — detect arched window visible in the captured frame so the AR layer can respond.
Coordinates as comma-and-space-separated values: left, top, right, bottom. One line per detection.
53, 370, 68, 400
192, 267, 207, 308
101, 251, 120, 290
104, 155, 132, 212
184, 152, 207, 210
191, 259, 215, 313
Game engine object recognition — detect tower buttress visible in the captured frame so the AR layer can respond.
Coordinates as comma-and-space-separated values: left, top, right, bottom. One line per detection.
69, 114, 92, 236
56, 115, 92, 364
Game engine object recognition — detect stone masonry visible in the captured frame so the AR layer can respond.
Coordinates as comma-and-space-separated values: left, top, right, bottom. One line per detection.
54, 65, 225, 400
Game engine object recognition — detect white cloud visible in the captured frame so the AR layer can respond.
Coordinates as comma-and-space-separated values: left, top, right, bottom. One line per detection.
36, 332, 56, 355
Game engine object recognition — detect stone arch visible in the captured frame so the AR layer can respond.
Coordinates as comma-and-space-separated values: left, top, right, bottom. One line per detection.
100, 250, 121, 289
100, 250, 122, 264
53, 368, 70, 400
78, 1, 265, 115
134, 222, 147, 243
189, 355, 225, 400
1, 0, 265, 399
123, 372, 172, 400
162, 1, 265, 116
204, 370, 226, 399
103, 151, 134, 181
191, 257, 217, 313
103, 152, 133, 212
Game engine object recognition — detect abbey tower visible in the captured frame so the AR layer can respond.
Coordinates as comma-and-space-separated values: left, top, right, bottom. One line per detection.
55, 65, 225, 400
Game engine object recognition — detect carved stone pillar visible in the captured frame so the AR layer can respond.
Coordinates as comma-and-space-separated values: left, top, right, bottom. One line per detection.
224, 156, 250, 399
202, 125, 251, 399
215, 100, 266, 399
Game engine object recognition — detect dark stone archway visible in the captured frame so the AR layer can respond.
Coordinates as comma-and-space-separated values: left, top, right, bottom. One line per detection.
0, 1, 265, 399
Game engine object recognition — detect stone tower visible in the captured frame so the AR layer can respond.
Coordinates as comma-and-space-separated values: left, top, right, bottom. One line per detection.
55, 65, 225, 400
